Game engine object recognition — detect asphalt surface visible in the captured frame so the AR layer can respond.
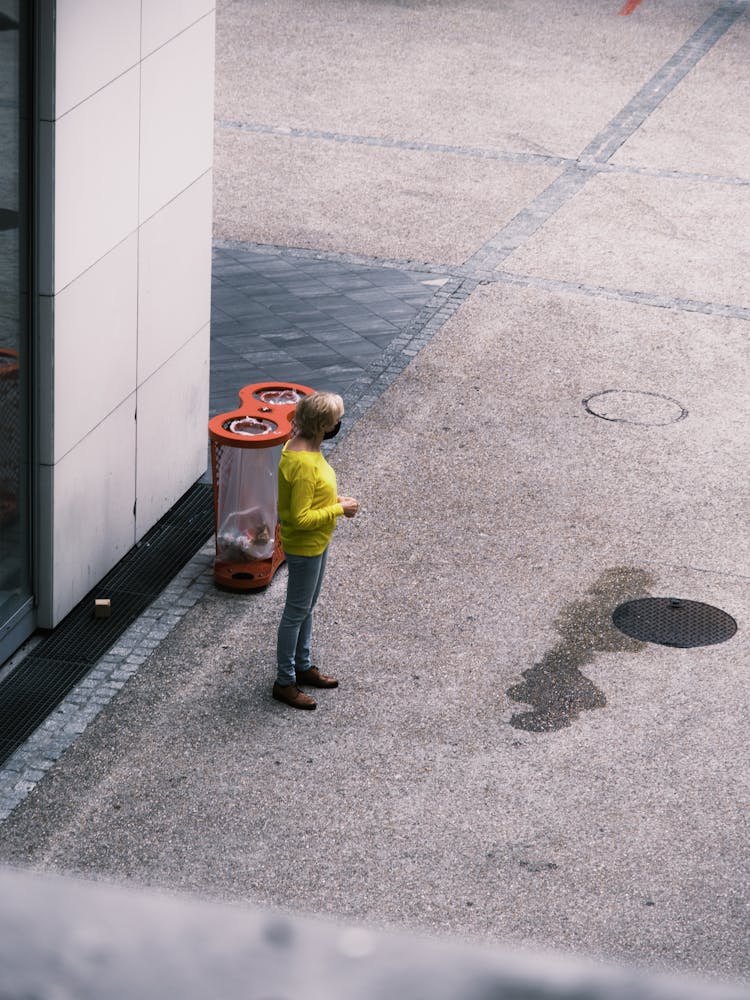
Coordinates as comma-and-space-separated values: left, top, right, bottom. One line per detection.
1, 0, 748, 989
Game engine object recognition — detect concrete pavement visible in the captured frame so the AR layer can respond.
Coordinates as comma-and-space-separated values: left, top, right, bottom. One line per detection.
0, 0, 748, 989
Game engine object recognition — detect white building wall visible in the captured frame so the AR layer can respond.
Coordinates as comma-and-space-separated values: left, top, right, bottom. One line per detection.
37, 1, 215, 626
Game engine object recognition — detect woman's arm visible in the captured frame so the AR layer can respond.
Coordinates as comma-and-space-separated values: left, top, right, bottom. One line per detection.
287, 475, 344, 530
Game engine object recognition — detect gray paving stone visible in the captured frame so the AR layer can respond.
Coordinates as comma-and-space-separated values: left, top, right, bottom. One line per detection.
12, 780, 34, 795
207, 250, 446, 417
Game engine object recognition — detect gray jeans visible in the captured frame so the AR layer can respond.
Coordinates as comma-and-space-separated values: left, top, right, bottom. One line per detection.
276, 548, 329, 686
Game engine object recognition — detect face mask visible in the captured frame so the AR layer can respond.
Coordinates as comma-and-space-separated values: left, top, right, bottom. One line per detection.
323, 419, 342, 440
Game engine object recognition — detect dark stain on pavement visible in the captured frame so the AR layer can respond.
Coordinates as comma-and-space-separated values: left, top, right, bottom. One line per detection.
519, 859, 558, 873
507, 566, 655, 732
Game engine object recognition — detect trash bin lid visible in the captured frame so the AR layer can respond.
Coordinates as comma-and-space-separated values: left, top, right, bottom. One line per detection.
208, 381, 315, 448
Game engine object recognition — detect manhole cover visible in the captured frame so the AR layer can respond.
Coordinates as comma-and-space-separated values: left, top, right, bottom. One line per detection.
612, 598, 737, 648
583, 390, 687, 425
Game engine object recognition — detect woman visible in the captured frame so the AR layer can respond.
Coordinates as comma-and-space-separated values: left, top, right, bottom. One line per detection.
274, 391, 359, 710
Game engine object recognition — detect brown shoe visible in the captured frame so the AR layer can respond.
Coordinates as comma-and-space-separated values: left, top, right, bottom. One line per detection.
296, 666, 338, 689
272, 682, 317, 710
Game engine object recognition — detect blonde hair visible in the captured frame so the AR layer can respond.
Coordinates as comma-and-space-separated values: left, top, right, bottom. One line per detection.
293, 391, 344, 438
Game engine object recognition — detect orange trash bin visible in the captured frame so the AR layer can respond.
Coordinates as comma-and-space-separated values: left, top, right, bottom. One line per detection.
208, 381, 314, 590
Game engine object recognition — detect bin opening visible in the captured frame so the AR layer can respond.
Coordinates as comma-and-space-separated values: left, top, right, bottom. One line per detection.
254, 388, 305, 405
224, 416, 278, 436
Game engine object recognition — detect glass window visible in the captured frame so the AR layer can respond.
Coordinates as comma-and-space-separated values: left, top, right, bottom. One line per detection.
0, 2, 33, 653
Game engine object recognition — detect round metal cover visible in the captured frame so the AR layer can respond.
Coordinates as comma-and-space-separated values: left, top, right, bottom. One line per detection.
612, 598, 737, 648
224, 416, 277, 436
583, 390, 687, 425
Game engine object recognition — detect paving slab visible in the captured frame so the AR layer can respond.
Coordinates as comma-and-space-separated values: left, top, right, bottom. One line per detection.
502, 171, 750, 308
209, 245, 444, 413
611, 13, 750, 178
213, 131, 562, 264
215, 0, 712, 158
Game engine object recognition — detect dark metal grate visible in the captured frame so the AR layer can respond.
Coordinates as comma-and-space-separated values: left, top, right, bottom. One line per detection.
0, 208, 18, 231
0, 482, 214, 764
612, 597, 737, 648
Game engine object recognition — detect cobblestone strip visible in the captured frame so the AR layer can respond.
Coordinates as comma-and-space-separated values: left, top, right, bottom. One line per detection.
337, 277, 478, 438
0, 546, 215, 822
215, 120, 569, 169
464, 164, 590, 271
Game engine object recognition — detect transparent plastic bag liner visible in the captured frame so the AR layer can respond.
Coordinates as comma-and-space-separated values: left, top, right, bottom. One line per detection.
215, 445, 281, 562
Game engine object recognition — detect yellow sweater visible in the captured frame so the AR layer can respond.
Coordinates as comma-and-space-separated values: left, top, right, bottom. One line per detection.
278, 446, 344, 556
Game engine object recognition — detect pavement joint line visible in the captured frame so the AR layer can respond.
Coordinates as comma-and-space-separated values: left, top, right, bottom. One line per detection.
217, 121, 750, 189
215, 120, 570, 169
488, 271, 750, 323
595, 162, 750, 188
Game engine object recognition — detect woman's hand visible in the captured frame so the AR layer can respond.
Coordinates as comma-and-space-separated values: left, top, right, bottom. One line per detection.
338, 496, 359, 518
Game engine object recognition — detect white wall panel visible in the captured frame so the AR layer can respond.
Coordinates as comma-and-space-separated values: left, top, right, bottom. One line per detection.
36, 295, 54, 467
135, 325, 210, 538
137, 173, 213, 384
54, 68, 140, 292
53, 235, 138, 463
55, 0, 141, 117
141, 0, 215, 58
139, 14, 215, 222
38, 2, 216, 629
44, 396, 137, 626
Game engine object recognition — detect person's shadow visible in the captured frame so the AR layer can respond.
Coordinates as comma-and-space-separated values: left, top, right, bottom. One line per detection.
506, 566, 655, 732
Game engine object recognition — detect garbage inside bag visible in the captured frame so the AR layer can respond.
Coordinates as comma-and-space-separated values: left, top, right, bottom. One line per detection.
256, 388, 304, 405
226, 416, 277, 436
217, 508, 275, 561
